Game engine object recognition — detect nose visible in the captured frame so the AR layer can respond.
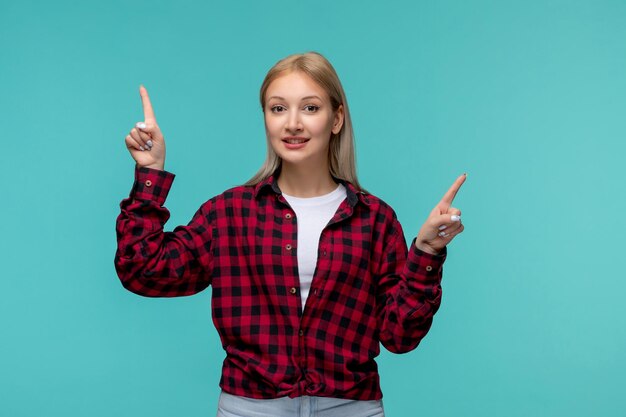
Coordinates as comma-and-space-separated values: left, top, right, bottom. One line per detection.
285, 109, 303, 132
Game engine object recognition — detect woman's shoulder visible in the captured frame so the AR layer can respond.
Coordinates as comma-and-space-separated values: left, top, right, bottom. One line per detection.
188, 184, 257, 225
344, 183, 397, 214
220, 184, 258, 200
200, 183, 258, 207
348, 187, 405, 241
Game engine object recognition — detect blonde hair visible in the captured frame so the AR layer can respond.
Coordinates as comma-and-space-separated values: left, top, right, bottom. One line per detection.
245, 51, 362, 191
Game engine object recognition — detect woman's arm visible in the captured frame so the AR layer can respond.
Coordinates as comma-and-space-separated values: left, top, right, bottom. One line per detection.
376, 223, 447, 353
376, 174, 466, 352
114, 166, 215, 297
115, 85, 214, 297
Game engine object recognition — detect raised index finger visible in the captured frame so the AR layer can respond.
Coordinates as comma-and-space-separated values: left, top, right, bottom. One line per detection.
439, 173, 467, 208
139, 85, 156, 122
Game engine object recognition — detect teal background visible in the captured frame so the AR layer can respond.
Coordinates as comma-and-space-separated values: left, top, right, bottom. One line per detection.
1, 0, 624, 416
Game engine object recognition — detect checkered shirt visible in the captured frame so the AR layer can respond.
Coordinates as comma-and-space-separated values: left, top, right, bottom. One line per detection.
115, 166, 447, 400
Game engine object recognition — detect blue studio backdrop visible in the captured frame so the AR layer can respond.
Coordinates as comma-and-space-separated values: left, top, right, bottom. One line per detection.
1, 1, 624, 416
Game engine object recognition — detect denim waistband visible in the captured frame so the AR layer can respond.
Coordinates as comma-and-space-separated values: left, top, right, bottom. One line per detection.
216, 391, 385, 417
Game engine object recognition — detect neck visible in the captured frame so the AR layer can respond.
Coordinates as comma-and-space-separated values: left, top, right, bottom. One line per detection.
277, 161, 337, 198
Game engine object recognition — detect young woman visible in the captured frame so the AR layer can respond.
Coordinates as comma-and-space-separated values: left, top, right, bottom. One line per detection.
115, 52, 466, 417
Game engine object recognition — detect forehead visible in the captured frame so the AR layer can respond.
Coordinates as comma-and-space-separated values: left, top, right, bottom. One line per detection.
265, 71, 329, 101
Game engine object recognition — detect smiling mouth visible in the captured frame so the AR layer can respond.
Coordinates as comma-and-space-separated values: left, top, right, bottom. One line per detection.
282, 137, 310, 144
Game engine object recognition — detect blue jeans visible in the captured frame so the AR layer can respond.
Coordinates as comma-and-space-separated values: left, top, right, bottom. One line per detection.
216, 391, 385, 417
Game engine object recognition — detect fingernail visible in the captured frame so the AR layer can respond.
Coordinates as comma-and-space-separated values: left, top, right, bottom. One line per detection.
140, 146, 145, 151
451, 215, 461, 222
146, 140, 153, 147
136, 122, 146, 129
438, 225, 447, 230
438, 231, 447, 237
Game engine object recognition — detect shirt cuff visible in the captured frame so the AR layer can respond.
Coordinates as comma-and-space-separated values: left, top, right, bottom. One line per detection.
404, 237, 447, 283
129, 166, 176, 205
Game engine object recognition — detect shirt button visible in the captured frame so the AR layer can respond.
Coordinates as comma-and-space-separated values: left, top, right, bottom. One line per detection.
145, 180, 152, 187
285, 213, 292, 219
299, 329, 304, 336
426, 265, 433, 272
285, 244, 292, 251
290, 287, 297, 294
313, 289, 318, 296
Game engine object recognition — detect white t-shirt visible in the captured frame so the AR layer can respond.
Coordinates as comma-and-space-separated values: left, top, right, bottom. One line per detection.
282, 184, 347, 312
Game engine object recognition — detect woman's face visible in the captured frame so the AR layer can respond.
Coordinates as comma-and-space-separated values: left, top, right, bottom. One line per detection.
264, 71, 343, 170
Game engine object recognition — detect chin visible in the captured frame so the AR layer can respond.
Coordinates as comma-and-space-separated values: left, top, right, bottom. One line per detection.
278, 154, 309, 166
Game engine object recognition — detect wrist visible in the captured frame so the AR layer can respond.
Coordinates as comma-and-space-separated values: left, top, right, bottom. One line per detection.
137, 162, 165, 171
415, 240, 441, 256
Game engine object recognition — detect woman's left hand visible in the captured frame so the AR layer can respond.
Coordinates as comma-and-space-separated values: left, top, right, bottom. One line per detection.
415, 174, 467, 255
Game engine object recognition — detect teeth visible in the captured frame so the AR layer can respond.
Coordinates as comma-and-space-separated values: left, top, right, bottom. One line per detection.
286, 139, 306, 144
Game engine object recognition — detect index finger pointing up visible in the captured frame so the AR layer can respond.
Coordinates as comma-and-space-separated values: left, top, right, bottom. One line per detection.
139, 85, 156, 122
439, 173, 467, 208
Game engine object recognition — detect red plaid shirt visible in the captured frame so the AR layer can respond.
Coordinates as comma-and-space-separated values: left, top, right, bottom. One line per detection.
115, 166, 447, 401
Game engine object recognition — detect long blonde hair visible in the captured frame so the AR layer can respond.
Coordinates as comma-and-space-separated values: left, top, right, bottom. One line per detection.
245, 51, 362, 191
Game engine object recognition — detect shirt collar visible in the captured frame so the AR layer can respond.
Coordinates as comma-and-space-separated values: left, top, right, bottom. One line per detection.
253, 174, 370, 207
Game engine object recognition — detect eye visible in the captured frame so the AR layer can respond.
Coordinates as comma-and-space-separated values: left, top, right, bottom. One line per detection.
304, 105, 319, 112
270, 105, 286, 113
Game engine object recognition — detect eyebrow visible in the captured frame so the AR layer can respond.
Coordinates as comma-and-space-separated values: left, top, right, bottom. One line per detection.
267, 95, 323, 101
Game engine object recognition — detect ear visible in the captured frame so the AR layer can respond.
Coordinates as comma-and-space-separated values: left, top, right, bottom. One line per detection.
332, 104, 344, 134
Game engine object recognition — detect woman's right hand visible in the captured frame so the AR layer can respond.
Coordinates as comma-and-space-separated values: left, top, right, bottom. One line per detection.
125, 85, 166, 170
